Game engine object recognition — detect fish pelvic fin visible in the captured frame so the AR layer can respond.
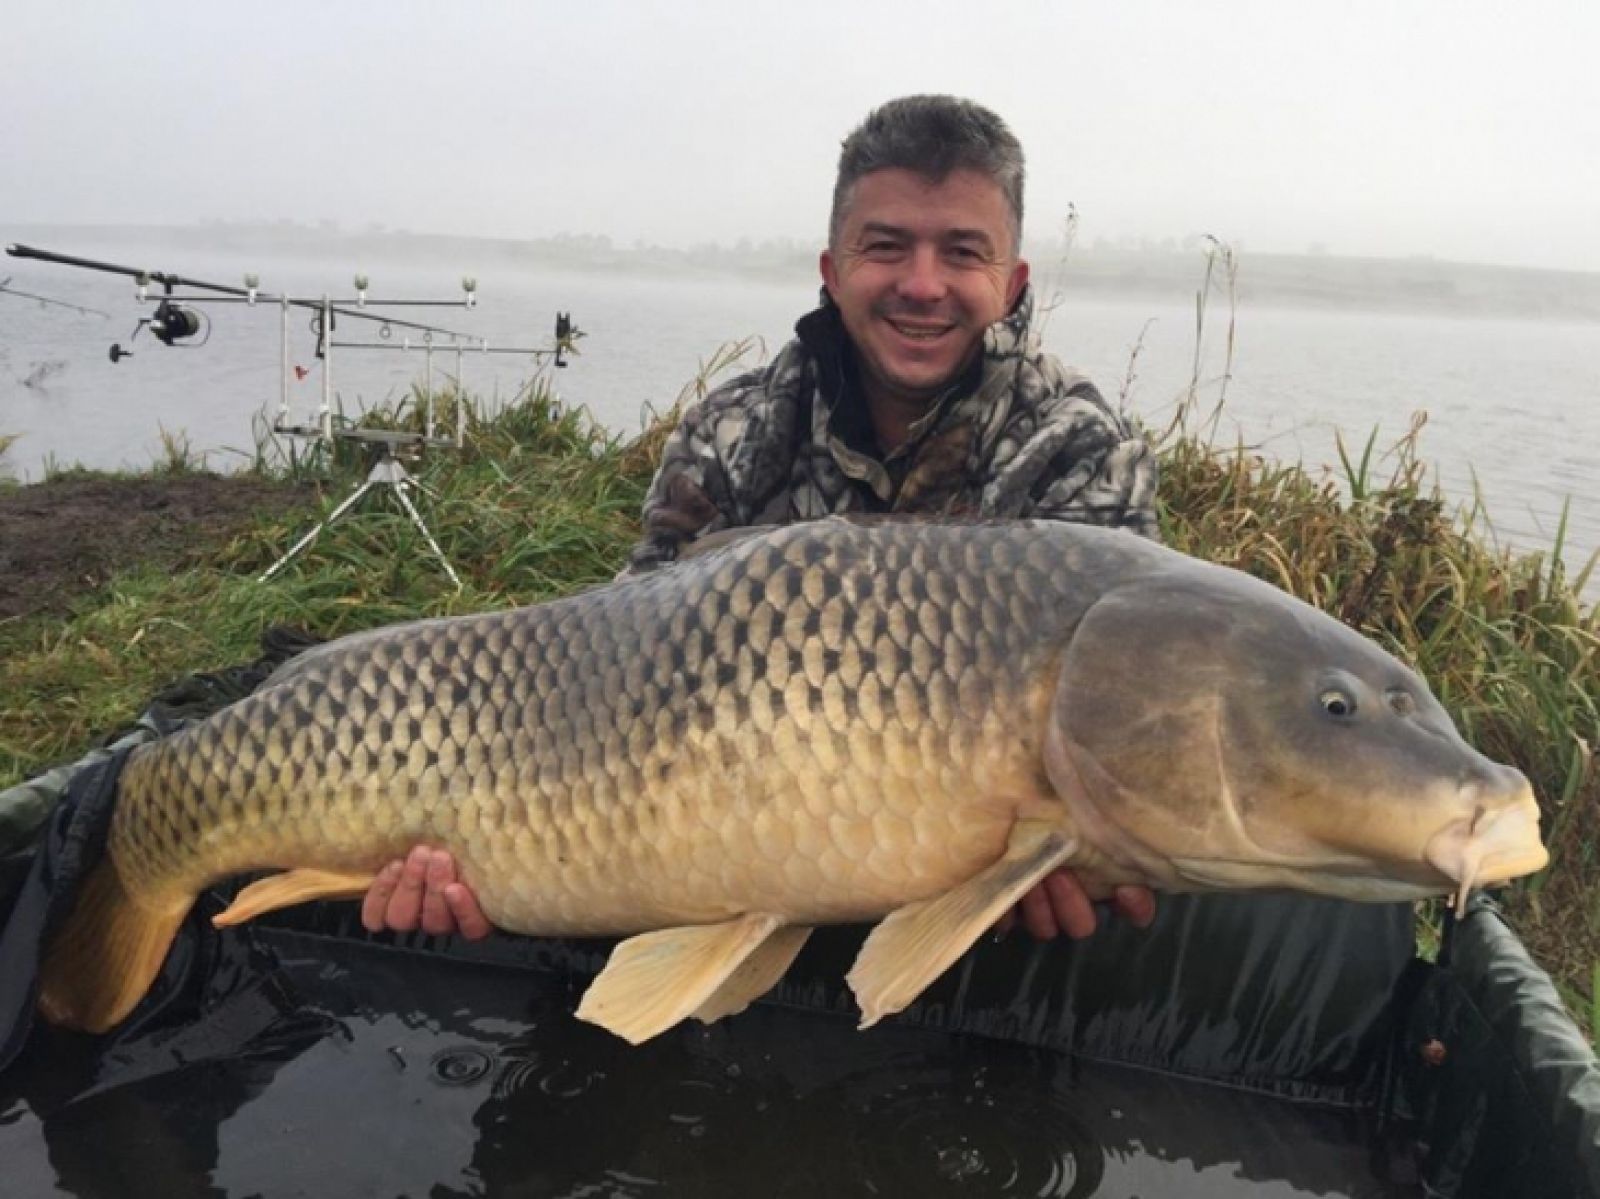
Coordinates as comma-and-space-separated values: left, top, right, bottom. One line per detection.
847, 819, 1078, 1030
692, 924, 812, 1024
212, 868, 376, 927
576, 913, 794, 1045
37, 858, 192, 1034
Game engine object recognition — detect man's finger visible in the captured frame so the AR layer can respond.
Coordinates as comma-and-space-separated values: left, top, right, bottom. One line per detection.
1019, 885, 1057, 941
1043, 871, 1098, 940
444, 883, 493, 941
384, 845, 431, 931
1112, 884, 1157, 929
420, 849, 457, 936
361, 860, 403, 932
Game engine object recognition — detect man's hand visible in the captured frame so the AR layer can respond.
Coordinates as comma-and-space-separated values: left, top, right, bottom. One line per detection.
996, 869, 1156, 940
361, 845, 493, 940
357, 851, 1141, 945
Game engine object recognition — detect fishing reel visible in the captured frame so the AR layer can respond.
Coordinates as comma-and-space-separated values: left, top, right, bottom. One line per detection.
553, 311, 583, 368
109, 298, 209, 364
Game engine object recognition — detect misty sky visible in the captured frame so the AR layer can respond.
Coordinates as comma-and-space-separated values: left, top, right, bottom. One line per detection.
3, 1, 1597, 272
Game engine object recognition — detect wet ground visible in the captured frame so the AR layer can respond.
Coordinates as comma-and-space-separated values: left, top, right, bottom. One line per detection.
1, 928, 1418, 1199
0, 474, 315, 622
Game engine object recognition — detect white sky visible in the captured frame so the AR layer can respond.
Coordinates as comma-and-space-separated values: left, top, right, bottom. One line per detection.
3, 0, 1597, 271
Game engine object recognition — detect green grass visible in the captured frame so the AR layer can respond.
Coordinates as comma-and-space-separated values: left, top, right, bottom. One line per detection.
0, 381, 655, 788
1, 335, 1596, 1036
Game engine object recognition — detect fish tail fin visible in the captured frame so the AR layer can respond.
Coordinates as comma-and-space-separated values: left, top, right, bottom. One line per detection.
37, 858, 192, 1034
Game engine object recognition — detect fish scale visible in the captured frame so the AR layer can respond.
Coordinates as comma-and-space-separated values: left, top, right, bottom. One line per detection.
110, 519, 1064, 934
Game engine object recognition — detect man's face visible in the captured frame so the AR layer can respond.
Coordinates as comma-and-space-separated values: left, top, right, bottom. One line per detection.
821, 168, 1029, 408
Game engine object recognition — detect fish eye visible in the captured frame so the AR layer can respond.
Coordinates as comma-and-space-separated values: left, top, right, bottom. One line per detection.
1386, 689, 1417, 716
1319, 688, 1357, 718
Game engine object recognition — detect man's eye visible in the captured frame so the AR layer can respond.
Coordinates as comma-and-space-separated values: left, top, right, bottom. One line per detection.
863, 241, 901, 256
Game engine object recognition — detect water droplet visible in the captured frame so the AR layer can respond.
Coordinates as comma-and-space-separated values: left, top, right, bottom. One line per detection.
935, 1141, 986, 1181
428, 1046, 493, 1086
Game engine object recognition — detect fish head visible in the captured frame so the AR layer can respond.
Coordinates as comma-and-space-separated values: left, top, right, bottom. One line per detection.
1044, 564, 1548, 903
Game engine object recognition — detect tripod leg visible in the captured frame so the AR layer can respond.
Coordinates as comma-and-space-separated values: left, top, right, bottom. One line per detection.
258, 480, 378, 582
392, 482, 463, 590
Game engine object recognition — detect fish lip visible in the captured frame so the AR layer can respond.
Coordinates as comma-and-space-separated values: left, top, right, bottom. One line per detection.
1423, 797, 1549, 896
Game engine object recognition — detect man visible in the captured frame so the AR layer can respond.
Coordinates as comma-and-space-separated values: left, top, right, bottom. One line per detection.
363, 95, 1159, 945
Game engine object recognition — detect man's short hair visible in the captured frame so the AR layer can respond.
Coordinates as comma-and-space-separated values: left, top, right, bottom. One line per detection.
829, 95, 1025, 254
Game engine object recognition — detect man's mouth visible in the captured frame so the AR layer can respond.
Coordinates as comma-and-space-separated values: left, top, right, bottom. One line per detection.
883, 317, 955, 343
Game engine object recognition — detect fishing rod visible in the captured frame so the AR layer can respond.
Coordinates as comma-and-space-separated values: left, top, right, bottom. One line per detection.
7, 240, 585, 589
3, 241, 581, 418
0, 275, 109, 318
6, 242, 579, 361
5, 242, 491, 347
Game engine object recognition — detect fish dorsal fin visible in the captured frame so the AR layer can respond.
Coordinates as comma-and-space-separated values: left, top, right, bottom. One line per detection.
576, 913, 792, 1044
677, 524, 782, 561
211, 868, 377, 927
847, 819, 1078, 1028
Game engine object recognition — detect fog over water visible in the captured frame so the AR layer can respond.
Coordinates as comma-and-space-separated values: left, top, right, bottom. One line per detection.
3, 226, 1596, 599
2, 2, 1597, 271
3, 3, 1597, 589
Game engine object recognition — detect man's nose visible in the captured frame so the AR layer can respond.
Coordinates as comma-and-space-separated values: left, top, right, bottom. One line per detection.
896, 245, 948, 303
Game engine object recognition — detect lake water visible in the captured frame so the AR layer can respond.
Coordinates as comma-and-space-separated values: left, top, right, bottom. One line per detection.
4, 237, 1596, 595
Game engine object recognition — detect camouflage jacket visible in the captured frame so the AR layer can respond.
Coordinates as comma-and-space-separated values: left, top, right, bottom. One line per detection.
628, 287, 1158, 572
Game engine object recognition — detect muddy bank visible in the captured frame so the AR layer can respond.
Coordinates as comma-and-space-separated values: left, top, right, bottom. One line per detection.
0, 474, 317, 622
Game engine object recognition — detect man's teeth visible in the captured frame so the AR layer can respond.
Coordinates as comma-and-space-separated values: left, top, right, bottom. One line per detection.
889, 322, 947, 341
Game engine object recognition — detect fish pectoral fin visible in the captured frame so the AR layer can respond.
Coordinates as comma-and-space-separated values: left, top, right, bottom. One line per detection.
576, 913, 791, 1045
692, 924, 813, 1024
211, 868, 377, 928
847, 819, 1078, 1029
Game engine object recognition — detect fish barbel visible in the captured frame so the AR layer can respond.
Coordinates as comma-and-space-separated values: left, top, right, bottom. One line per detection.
38, 518, 1548, 1042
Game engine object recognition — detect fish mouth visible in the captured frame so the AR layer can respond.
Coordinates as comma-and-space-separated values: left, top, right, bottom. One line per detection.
1423, 797, 1549, 908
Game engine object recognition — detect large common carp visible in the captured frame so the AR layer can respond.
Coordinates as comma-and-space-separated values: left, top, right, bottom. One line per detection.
39, 518, 1548, 1043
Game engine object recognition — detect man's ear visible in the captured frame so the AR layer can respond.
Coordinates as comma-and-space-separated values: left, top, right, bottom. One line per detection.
1006, 258, 1031, 310
819, 248, 839, 299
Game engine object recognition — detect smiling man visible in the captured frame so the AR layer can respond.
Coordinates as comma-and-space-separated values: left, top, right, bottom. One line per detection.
629, 96, 1157, 561
822, 166, 1029, 447
365, 96, 1160, 944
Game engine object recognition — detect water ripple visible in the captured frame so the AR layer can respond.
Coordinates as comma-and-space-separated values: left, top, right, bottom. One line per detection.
823, 1059, 1106, 1197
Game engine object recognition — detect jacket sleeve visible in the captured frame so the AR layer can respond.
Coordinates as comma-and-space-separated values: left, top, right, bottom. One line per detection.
988, 378, 1161, 542
625, 388, 749, 575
